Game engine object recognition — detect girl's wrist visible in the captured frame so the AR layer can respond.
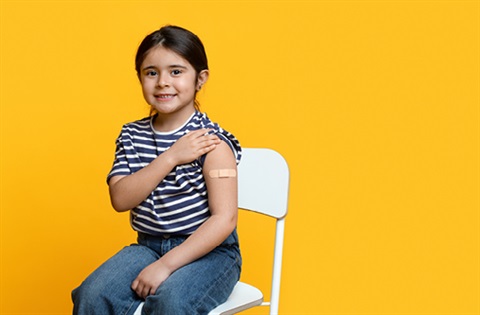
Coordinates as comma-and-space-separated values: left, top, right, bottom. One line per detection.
160, 150, 178, 168
157, 255, 177, 275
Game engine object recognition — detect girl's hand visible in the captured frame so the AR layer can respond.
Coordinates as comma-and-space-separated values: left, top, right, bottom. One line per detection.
131, 260, 172, 299
166, 129, 220, 165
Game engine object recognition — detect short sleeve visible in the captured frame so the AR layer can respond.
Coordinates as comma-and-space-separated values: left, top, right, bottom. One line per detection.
107, 126, 135, 183
198, 126, 242, 167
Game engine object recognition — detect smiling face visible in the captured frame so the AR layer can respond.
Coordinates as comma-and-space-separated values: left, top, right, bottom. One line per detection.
139, 45, 208, 131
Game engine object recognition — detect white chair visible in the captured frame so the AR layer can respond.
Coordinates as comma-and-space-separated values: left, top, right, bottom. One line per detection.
134, 148, 290, 315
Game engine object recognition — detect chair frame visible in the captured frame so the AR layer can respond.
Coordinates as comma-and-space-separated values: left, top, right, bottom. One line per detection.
210, 148, 289, 314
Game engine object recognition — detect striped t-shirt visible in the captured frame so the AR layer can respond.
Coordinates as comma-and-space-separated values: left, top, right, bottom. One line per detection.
107, 111, 242, 236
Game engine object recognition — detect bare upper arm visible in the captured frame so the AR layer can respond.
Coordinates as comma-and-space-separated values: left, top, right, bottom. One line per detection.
203, 140, 237, 172
202, 141, 238, 217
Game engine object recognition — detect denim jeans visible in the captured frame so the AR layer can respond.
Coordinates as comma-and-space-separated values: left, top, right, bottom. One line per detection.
72, 229, 241, 315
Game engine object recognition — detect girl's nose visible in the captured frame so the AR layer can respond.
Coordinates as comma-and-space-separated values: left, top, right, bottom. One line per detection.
157, 73, 170, 87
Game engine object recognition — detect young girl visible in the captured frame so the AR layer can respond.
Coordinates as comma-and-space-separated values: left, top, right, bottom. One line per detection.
72, 25, 242, 315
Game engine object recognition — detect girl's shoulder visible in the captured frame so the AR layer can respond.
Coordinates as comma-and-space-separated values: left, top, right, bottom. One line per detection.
192, 111, 242, 165
187, 111, 215, 129
123, 116, 152, 128
120, 116, 152, 133
189, 111, 229, 133
114, 116, 153, 141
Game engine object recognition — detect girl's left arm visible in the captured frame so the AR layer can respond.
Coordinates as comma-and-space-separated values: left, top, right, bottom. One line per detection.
131, 140, 238, 299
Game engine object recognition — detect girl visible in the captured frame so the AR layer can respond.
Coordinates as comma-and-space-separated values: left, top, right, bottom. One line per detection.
72, 25, 242, 315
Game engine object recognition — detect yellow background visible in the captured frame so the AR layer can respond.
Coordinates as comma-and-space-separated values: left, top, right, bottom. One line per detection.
0, 0, 479, 314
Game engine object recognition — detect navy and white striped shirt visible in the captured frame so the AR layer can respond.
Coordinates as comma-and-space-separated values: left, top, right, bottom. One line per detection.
107, 111, 242, 236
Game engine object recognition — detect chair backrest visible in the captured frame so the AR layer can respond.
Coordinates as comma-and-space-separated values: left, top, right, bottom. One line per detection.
237, 148, 290, 314
238, 148, 290, 218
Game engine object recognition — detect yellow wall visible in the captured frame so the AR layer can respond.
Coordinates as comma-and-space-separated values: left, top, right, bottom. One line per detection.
0, 1, 478, 314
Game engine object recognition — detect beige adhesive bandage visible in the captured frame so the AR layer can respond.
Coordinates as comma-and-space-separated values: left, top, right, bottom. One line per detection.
209, 169, 237, 179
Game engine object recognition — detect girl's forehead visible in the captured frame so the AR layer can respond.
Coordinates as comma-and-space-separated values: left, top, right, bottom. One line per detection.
142, 45, 190, 67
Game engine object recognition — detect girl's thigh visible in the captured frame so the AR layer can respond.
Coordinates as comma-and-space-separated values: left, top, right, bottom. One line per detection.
72, 244, 159, 315
143, 245, 241, 315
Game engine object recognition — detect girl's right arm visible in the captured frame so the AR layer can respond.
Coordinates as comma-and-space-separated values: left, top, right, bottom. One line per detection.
108, 129, 220, 212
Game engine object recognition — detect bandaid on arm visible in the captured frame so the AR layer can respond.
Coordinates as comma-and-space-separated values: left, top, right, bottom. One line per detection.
209, 169, 237, 178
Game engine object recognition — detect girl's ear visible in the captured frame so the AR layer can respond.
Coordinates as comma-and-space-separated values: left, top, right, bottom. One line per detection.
196, 69, 209, 91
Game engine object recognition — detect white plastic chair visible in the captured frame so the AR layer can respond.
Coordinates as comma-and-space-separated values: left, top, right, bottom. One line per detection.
134, 148, 290, 315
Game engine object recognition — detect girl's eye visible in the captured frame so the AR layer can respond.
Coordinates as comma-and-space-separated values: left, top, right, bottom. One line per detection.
146, 70, 157, 76
171, 69, 182, 76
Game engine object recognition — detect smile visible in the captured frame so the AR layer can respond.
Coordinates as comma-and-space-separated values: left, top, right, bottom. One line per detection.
155, 94, 176, 101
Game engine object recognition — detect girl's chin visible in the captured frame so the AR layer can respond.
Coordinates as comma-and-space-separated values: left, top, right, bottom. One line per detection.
149, 104, 196, 116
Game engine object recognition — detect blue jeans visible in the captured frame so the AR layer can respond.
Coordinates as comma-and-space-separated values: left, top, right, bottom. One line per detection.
72, 230, 241, 315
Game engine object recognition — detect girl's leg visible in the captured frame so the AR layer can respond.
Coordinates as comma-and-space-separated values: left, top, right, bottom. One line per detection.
72, 244, 159, 315
142, 231, 242, 315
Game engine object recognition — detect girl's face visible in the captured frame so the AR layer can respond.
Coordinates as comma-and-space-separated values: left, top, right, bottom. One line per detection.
139, 46, 208, 128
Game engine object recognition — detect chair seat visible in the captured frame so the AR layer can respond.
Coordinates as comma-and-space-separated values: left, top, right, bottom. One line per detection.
208, 282, 263, 315
132, 282, 263, 315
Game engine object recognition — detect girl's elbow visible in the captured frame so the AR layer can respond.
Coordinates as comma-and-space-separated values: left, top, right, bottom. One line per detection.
110, 196, 130, 212
212, 210, 237, 234
225, 211, 238, 232
109, 185, 129, 212
113, 205, 129, 213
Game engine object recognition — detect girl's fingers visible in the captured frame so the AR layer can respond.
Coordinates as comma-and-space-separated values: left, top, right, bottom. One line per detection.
187, 128, 211, 138
144, 287, 151, 298
199, 138, 220, 151
139, 285, 149, 299
202, 143, 217, 154
171, 129, 220, 163
189, 129, 220, 147
149, 287, 156, 296
202, 136, 220, 145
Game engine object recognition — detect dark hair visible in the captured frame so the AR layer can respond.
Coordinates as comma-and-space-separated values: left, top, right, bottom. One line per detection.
135, 25, 209, 112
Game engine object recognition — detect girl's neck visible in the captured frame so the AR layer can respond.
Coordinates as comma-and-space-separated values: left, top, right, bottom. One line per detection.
152, 108, 196, 132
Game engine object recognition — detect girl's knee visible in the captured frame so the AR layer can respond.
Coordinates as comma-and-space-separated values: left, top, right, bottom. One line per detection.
142, 289, 184, 314
72, 279, 138, 315
143, 284, 204, 315
72, 281, 109, 313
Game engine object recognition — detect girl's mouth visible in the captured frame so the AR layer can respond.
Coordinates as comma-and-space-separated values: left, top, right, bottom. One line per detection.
155, 94, 176, 101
